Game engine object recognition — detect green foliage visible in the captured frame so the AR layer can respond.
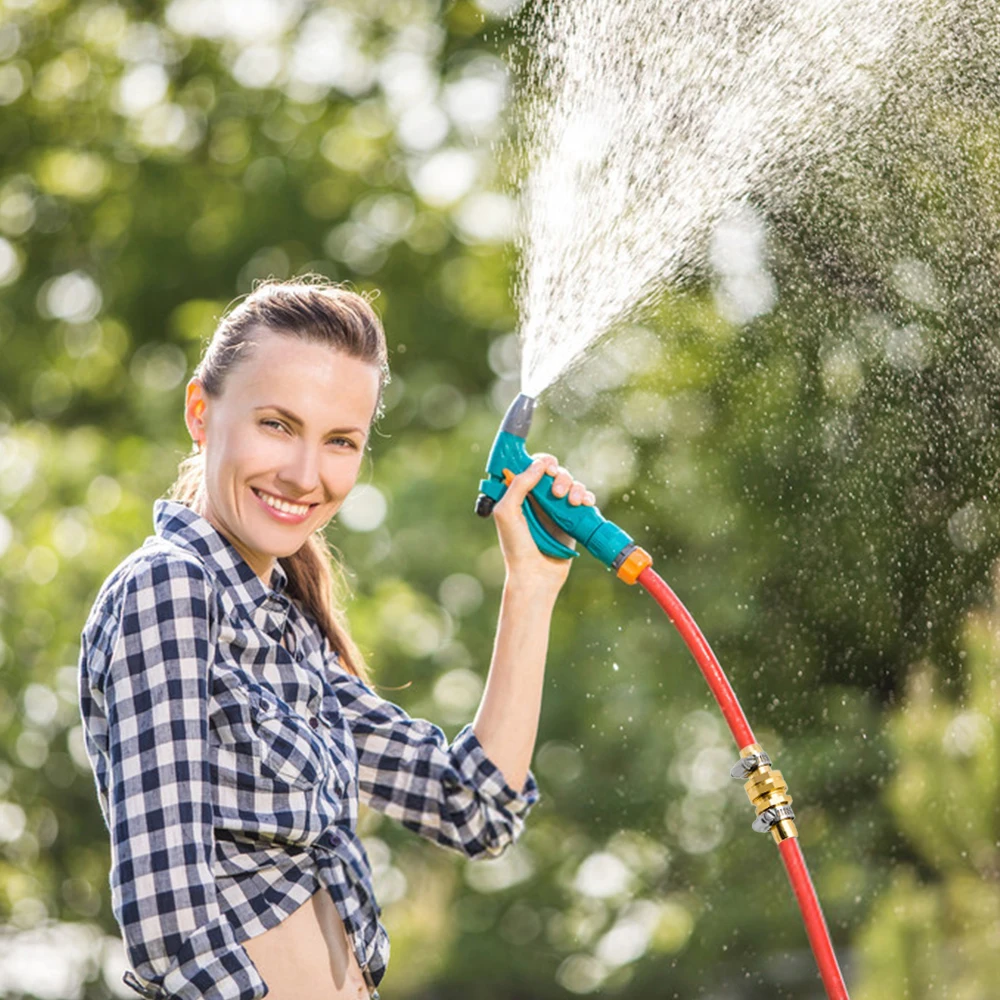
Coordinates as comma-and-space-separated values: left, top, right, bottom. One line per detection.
1, 1, 999, 998
854, 581, 1000, 998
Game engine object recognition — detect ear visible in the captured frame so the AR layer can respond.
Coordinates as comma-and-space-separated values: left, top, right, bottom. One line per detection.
184, 379, 208, 449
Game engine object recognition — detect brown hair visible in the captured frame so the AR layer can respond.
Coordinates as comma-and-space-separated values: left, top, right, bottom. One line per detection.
167, 275, 390, 684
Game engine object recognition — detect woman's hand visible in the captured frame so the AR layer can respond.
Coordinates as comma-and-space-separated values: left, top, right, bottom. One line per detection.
492, 453, 597, 597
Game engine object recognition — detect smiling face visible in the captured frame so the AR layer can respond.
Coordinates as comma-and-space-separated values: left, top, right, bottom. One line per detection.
184, 328, 382, 584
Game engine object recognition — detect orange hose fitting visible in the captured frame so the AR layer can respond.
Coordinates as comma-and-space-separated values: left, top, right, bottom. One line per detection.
616, 546, 653, 584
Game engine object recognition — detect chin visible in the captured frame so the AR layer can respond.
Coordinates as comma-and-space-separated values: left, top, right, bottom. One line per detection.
254, 530, 313, 559
239, 516, 312, 556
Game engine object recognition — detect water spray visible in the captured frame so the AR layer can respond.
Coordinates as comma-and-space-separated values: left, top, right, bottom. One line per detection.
476, 392, 850, 1000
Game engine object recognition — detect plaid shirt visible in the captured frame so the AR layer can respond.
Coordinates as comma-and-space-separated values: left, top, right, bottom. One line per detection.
77, 499, 539, 1000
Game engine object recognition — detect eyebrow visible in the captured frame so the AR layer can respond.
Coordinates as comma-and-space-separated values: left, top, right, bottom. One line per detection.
255, 405, 367, 438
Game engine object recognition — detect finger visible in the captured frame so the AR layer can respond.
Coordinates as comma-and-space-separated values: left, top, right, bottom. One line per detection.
567, 482, 587, 506
583, 490, 596, 506
528, 452, 559, 475
550, 466, 574, 498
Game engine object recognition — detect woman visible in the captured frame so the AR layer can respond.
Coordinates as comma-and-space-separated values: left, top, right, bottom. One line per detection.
77, 277, 596, 1000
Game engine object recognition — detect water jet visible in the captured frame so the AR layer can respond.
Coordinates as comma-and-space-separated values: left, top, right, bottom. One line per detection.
474, 0, 940, 992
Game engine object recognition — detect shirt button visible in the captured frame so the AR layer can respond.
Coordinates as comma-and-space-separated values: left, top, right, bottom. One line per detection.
309, 716, 320, 729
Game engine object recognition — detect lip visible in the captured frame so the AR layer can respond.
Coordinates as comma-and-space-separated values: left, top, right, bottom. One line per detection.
251, 487, 317, 525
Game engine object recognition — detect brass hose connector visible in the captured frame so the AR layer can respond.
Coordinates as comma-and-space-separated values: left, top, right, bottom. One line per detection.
731, 743, 798, 844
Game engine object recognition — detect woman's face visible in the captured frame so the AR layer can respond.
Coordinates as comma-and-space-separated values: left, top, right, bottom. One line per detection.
185, 328, 382, 583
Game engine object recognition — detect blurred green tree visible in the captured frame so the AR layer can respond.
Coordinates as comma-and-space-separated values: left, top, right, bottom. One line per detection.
853, 565, 1000, 999
1, 0, 1000, 998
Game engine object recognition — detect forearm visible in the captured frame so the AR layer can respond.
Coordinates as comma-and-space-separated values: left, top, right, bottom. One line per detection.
471, 579, 558, 792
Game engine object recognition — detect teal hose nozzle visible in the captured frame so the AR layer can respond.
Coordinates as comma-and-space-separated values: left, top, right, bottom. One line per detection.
475, 393, 651, 579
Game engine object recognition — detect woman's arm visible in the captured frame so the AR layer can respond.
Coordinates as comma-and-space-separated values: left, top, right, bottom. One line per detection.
471, 455, 593, 792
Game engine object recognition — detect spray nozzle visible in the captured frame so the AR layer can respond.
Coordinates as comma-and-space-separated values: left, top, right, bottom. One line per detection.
497, 391, 535, 437
475, 393, 652, 579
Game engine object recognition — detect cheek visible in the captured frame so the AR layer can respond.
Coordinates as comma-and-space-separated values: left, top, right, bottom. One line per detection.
327, 454, 365, 497
211, 430, 275, 484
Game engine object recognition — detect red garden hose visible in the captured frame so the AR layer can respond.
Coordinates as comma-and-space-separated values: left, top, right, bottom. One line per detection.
636, 566, 850, 1000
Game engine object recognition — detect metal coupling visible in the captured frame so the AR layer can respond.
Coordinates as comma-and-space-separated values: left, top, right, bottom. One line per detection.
731, 742, 798, 844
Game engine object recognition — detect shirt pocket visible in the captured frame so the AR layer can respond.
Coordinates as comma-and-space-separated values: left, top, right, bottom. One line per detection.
246, 688, 328, 791
212, 684, 327, 792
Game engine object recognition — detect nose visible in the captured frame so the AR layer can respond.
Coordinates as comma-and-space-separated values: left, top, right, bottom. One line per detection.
276, 440, 321, 497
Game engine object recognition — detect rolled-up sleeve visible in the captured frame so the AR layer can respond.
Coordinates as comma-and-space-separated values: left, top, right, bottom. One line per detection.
101, 556, 268, 1000
325, 663, 540, 860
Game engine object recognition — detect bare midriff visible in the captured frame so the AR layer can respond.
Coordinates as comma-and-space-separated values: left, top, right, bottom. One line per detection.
243, 886, 371, 1000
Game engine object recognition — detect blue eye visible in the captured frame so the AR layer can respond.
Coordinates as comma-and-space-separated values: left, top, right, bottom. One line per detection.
260, 419, 358, 448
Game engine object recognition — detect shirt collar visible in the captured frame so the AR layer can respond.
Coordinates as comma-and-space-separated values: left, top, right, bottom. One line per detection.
152, 499, 291, 623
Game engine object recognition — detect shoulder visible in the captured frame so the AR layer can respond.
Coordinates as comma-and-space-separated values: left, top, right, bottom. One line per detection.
84, 537, 217, 634
80, 538, 219, 691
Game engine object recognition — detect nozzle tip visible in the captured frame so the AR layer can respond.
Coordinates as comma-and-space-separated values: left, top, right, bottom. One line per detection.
500, 393, 535, 439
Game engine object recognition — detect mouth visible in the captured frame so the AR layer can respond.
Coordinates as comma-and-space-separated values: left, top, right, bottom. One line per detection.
251, 487, 317, 524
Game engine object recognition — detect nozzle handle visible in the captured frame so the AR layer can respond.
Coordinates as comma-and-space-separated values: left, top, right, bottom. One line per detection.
477, 392, 640, 568
519, 480, 580, 560
478, 430, 636, 567
476, 470, 579, 560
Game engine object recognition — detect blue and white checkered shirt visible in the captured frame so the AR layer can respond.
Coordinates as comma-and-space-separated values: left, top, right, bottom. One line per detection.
77, 499, 539, 1000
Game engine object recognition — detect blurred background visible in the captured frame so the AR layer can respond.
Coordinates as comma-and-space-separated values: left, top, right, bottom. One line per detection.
1, 0, 998, 997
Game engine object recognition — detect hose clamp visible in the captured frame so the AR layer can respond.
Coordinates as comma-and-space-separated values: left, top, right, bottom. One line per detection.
732, 742, 798, 843
751, 803, 797, 834
729, 751, 771, 779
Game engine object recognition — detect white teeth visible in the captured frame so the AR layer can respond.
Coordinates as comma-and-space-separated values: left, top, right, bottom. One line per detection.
256, 490, 309, 516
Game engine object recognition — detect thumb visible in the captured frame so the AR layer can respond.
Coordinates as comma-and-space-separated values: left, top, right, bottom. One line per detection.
498, 458, 549, 508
